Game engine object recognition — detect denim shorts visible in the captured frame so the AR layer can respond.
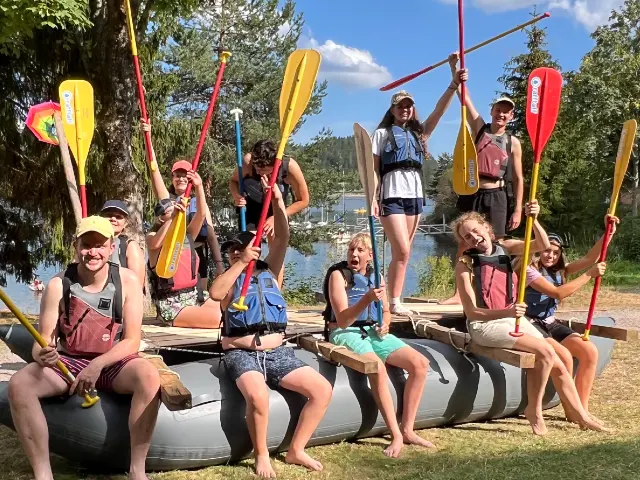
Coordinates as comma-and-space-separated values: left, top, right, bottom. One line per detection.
224, 345, 307, 388
381, 197, 424, 216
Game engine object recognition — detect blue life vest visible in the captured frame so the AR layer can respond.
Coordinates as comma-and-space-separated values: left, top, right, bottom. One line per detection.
525, 267, 561, 321
224, 261, 288, 338
380, 125, 424, 177
322, 261, 378, 339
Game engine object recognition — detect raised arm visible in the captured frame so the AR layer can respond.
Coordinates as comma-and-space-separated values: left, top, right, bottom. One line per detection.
422, 67, 467, 138
209, 246, 260, 304
529, 263, 605, 301
229, 153, 252, 207
448, 52, 485, 137
186, 171, 206, 240
140, 120, 171, 201
565, 214, 619, 276
283, 158, 310, 217
508, 138, 524, 231
263, 176, 290, 278
501, 200, 550, 255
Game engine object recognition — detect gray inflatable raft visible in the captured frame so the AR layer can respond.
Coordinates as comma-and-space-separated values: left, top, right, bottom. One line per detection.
0, 318, 616, 472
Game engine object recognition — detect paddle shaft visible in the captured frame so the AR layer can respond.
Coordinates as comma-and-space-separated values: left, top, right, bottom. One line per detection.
232, 110, 246, 231
182, 53, 231, 202
380, 12, 550, 91
583, 221, 615, 340
124, 0, 155, 171
0, 287, 97, 407
457, 0, 470, 171
73, 84, 88, 218
368, 216, 384, 326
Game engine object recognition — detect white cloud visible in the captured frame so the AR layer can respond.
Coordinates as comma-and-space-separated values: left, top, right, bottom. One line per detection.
300, 37, 392, 89
437, 0, 624, 31
277, 21, 291, 38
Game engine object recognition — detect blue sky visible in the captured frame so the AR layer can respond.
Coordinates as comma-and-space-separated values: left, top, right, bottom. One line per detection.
290, 0, 625, 157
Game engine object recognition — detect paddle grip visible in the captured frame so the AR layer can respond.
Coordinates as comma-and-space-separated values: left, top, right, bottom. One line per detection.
368, 215, 384, 327
379, 13, 550, 91
583, 220, 615, 340
234, 159, 282, 307
0, 287, 98, 407
234, 117, 246, 231
80, 185, 87, 218
183, 52, 231, 199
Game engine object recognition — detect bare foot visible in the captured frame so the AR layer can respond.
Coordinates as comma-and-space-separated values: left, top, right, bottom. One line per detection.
524, 406, 548, 436
438, 295, 461, 305
128, 473, 149, 480
587, 412, 605, 426
403, 431, 436, 448
284, 450, 323, 472
255, 454, 276, 478
579, 417, 611, 432
383, 437, 403, 458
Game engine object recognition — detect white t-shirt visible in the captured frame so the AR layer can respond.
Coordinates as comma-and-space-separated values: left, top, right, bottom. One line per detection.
371, 128, 423, 200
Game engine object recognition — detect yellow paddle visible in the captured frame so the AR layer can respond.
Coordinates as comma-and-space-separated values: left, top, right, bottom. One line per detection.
0, 287, 98, 408
59, 80, 95, 217
155, 51, 231, 278
452, 0, 479, 196
232, 49, 321, 310
583, 119, 637, 340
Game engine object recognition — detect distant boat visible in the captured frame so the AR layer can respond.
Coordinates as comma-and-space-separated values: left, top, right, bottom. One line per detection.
28, 279, 44, 292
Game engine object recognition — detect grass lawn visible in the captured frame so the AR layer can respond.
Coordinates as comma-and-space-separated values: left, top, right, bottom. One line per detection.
0, 335, 638, 479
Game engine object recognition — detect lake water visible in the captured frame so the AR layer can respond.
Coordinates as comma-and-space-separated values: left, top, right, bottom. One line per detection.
1, 195, 456, 315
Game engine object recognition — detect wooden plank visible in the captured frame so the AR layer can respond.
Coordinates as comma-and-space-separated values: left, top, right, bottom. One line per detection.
555, 318, 638, 342
140, 353, 192, 411
412, 321, 535, 369
295, 335, 378, 374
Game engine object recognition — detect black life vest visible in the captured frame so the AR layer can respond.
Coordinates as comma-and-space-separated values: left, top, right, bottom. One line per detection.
243, 156, 292, 206
109, 235, 130, 268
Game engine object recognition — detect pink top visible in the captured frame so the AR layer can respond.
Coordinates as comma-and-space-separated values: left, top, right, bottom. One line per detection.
525, 266, 542, 287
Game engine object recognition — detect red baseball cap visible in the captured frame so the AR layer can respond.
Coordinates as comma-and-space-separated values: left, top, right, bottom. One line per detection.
171, 160, 192, 172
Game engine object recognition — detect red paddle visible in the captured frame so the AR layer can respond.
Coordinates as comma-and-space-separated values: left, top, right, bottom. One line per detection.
512, 67, 563, 336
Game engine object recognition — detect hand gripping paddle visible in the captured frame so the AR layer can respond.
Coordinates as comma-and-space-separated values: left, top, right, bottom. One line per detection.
582, 119, 637, 341
155, 51, 231, 279
59, 80, 95, 218
512, 67, 563, 336
232, 49, 321, 310
353, 123, 384, 327
452, 0, 479, 196
0, 287, 98, 408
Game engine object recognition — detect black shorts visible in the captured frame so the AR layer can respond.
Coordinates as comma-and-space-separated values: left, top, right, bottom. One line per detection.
531, 319, 577, 343
195, 244, 208, 278
223, 345, 307, 389
457, 187, 508, 237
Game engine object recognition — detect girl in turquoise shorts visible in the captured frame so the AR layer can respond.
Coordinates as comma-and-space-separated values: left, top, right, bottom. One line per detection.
325, 233, 433, 458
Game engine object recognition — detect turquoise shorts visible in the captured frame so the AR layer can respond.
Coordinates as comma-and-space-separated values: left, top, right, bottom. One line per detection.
329, 326, 408, 362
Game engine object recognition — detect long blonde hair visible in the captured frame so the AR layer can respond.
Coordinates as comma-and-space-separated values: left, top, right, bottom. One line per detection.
450, 211, 494, 245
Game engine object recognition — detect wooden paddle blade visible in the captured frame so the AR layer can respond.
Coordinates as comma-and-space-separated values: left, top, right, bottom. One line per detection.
58, 80, 95, 169
278, 49, 321, 140
155, 211, 187, 279
525, 68, 562, 161
452, 112, 479, 195
353, 123, 378, 214
610, 119, 637, 216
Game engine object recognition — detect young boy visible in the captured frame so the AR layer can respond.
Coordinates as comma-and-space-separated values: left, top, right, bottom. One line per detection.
209, 176, 331, 478
324, 233, 433, 457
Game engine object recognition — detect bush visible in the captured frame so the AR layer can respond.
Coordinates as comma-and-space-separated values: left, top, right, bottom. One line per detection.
415, 255, 455, 299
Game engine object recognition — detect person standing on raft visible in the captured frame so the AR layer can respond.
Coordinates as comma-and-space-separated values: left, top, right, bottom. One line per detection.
323, 232, 433, 457
372, 61, 468, 315
229, 139, 310, 286
441, 52, 524, 305
8, 216, 160, 480
452, 203, 606, 435
523, 213, 618, 421
146, 170, 222, 328
99, 200, 146, 289
210, 175, 331, 478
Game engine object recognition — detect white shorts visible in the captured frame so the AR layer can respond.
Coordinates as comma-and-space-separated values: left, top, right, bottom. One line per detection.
467, 317, 543, 349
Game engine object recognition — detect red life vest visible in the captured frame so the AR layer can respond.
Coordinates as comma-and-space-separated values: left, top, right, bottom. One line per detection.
475, 124, 512, 181
149, 234, 199, 298
58, 262, 123, 357
464, 243, 517, 310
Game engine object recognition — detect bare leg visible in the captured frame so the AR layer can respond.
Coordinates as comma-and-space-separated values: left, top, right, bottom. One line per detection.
112, 358, 161, 480
8, 363, 69, 480
384, 347, 434, 448
236, 371, 275, 478
544, 337, 574, 419
512, 335, 555, 435
173, 298, 221, 328
562, 334, 599, 412
279, 366, 332, 471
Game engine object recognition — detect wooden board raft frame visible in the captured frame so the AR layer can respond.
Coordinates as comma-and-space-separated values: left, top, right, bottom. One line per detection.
140, 353, 192, 411
294, 335, 378, 374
